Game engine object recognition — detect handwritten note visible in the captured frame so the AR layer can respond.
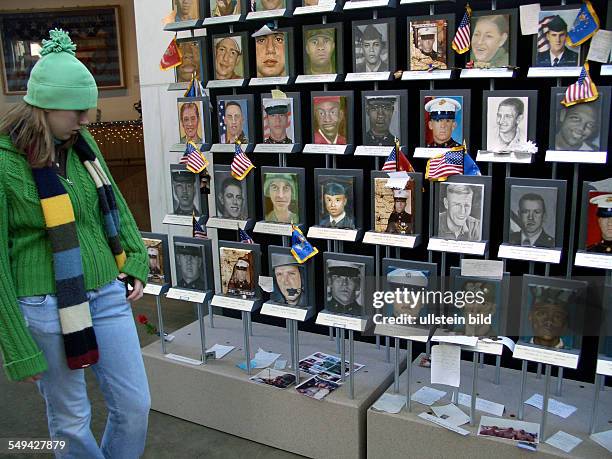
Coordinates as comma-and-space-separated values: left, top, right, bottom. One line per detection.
431, 344, 461, 387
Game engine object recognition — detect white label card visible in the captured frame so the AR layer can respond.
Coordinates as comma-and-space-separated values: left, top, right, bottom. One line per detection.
414, 147, 448, 159
520, 3, 541, 35
461, 339, 504, 356
165, 353, 203, 365
545, 150, 607, 164
211, 295, 258, 312
246, 8, 285, 19
203, 14, 241, 25
546, 431, 582, 453
206, 79, 245, 88
293, 2, 336, 15
457, 393, 505, 417
476, 150, 533, 164
354, 146, 395, 157
575, 252, 612, 270
143, 284, 164, 296
345, 72, 391, 81
307, 226, 359, 241
411, 386, 447, 406
210, 143, 240, 153
427, 238, 487, 256
524, 394, 577, 419
460, 68, 515, 78
162, 214, 193, 227
206, 217, 242, 230
261, 302, 309, 321
461, 259, 503, 279
303, 144, 349, 155
497, 244, 561, 264
362, 231, 417, 248
596, 358, 612, 377
253, 221, 293, 236
315, 312, 367, 331
417, 413, 470, 436
431, 404, 470, 427
254, 143, 295, 154
587, 30, 612, 64
249, 76, 290, 86
344, 0, 390, 10
401, 70, 453, 80
166, 288, 207, 303
295, 74, 339, 84
512, 344, 579, 369
527, 67, 582, 78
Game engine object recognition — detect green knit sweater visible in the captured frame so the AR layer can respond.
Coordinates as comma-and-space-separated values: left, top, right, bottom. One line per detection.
0, 130, 149, 381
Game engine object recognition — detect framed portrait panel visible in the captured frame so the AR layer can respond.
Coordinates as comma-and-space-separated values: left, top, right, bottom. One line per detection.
469, 9, 517, 68
361, 90, 408, 147
177, 96, 212, 146
599, 284, 612, 358
169, 164, 202, 216
407, 14, 454, 71
213, 164, 256, 221
268, 245, 314, 310
175, 37, 206, 84
209, 0, 245, 17
449, 267, 510, 338
218, 240, 261, 299
519, 275, 587, 352
351, 18, 396, 74
314, 168, 364, 230
382, 259, 438, 324
504, 178, 567, 249
261, 166, 306, 225
216, 94, 255, 144
548, 86, 611, 152
433, 175, 492, 242
253, 27, 295, 78
211, 32, 249, 80
252, 0, 290, 11
164, 0, 206, 26
577, 180, 612, 254
419, 89, 471, 149
141, 232, 172, 287
482, 90, 537, 153
260, 92, 301, 145
302, 23, 344, 75
370, 171, 423, 236
323, 252, 374, 318
532, 5, 582, 68
173, 236, 214, 292
310, 91, 355, 145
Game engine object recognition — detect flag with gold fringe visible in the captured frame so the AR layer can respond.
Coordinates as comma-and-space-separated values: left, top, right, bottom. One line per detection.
561, 63, 598, 107
160, 35, 182, 70
180, 141, 209, 174
231, 141, 255, 180
567, 1, 600, 47
290, 225, 318, 264
425, 146, 465, 181
452, 4, 472, 54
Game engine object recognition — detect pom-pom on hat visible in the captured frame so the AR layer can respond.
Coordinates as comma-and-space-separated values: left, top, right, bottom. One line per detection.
24, 29, 98, 111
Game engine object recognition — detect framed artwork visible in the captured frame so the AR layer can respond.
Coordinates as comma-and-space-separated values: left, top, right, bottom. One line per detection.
577, 180, 612, 254
371, 171, 423, 236
302, 23, 343, 75
177, 96, 211, 145
218, 241, 261, 299
504, 178, 567, 249
164, 0, 205, 24
361, 90, 408, 147
254, 27, 294, 78
449, 267, 509, 337
407, 14, 454, 71
548, 86, 611, 152
216, 94, 255, 144
351, 18, 396, 73
170, 164, 202, 216
173, 236, 214, 292
268, 245, 314, 309
141, 232, 171, 286
210, 0, 245, 17
469, 9, 517, 68
519, 275, 587, 351
310, 91, 354, 145
175, 37, 205, 83
261, 167, 306, 225
382, 259, 438, 324
532, 6, 582, 68
420, 89, 471, 149
314, 168, 364, 230
482, 90, 538, 153
434, 176, 492, 242
323, 252, 374, 318
213, 164, 255, 220
260, 92, 301, 145
212, 32, 249, 80
0, 7, 125, 94
252, 0, 288, 11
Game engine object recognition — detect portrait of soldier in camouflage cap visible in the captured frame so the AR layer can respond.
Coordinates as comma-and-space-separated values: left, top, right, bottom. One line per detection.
304, 27, 337, 75
409, 20, 448, 70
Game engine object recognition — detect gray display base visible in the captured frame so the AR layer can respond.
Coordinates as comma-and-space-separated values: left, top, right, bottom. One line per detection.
367, 358, 611, 458
143, 315, 406, 459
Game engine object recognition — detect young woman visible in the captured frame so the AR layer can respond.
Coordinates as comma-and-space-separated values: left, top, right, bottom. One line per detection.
0, 29, 150, 458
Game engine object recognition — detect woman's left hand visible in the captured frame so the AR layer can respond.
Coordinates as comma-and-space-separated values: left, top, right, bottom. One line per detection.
118, 273, 144, 302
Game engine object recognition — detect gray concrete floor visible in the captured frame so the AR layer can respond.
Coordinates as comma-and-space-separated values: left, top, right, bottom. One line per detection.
0, 296, 301, 458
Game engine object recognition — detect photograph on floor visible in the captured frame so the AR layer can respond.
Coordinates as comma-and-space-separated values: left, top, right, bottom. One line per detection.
250, 369, 296, 388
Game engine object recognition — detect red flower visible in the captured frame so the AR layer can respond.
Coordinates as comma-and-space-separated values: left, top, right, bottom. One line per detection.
137, 314, 149, 325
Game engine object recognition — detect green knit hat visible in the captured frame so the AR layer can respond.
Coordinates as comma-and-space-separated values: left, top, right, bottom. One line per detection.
24, 29, 98, 110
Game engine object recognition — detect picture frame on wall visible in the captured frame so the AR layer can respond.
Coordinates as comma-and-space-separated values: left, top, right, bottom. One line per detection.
532, 5, 582, 69
204, 0, 247, 24
360, 90, 408, 150
208, 32, 249, 88
250, 27, 295, 85
348, 18, 396, 81
176, 96, 212, 149
255, 92, 302, 153
468, 9, 518, 69
406, 14, 454, 72
0, 6, 125, 94
313, 168, 364, 232
141, 232, 172, 287
173, 236, 214, 292
260, 166, 306, 226
218, 240, 262, 300
304, 91, 355, 155
212, 94, 256, 152
268, 245, 315, 312
575, 180, 612, 268
208, 164, 256, 230
298, 23, 344, 82
169, 164, 203, 217
175, 36, 207, 84
246, 0, 292, 20
323, 252, 374, 319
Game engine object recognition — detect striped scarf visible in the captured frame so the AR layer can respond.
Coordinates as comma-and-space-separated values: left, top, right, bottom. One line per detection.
30, 134, 126, 370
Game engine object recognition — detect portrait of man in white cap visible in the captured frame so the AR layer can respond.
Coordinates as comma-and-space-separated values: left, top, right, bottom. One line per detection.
409, 21, 448, 70
386, 268, 429, 321
424, 97, 462, 148
385, 188, 413, 234
214, 36, 244, 80
326, 260, 364, 316
587, 193, 612, 253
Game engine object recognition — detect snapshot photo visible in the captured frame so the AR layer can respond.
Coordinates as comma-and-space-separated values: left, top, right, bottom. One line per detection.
144, 237, 166, 285
508, 185, 558, 248
325, 259, 365, 316
470, 13, 511, 68
535, 9, 581, 67
270, 252, 307, 307
316, 175, 355, 229
352, 20, 392, 73
485, 96, 529, 152
177, 100, 205, 144
478, 417, 540, 444
373, 178, 415, 235
254, 29, 290, 78
213, 34, 246, 80
173, 240, 207, 291
220, 247, 256, 298
214, 169, 248, 220
170, 165, 201, 216
175, 38, 202, 83
312, 95, 348, 145
363, 95, 400, 146
408, 17, 450, 71
261, 97, 295, 144
218, 98, 249, 144
551, 97, 602, 151
303, 25, 338, 75
249, 369, 295, 389
298, 352, 364, 378
437, 182, 484, 242
423, 95, 464, 148
210, 0, 241, 16
295, 376, 340, 401
263, 172, 300, 224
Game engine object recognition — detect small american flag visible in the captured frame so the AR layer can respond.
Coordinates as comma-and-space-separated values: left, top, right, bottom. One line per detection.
452, 5, 472, 54
231, 142, 255, 180
218, 101, 227, 140
381, 148, 397, 172
181, 141, 208, 174
537, 15, 554, 52
239, 228, 254, 244
383, 139, 415, 173
561, 63, 599, 107
192, 212, 207, 239
425, 150, 464, 181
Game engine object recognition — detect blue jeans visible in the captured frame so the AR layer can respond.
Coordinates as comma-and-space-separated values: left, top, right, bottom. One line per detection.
18, 279, 150, 459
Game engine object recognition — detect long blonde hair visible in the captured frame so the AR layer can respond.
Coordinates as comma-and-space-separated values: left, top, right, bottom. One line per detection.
0, 102, 55, 168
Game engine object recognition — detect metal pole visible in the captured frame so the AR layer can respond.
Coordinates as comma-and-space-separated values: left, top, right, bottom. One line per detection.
428, 182, 434, 263
336, 327, 341, 353
495, 355, 501, 385
385, 246, 391, 362
406, 339, 413, 412
340, 328, 346, 382
394, 337, 400, 393
470, 352, 479, 426
197, 302, 207, 364
537, 362, 542, 379
208, 299, 214, 328
376, 243, 381, 350
293, 320, 300, 385
329, 327, 334, 341
289, 319, 295, 370
249, 312, 253, 336
590, 374, 601, 434
541, 364, 552, 441
556, 367, 564, 397
518, 360, 527, 420
349, 330, 355, 399
156, 295, 167, 355
242, 311, 252, 375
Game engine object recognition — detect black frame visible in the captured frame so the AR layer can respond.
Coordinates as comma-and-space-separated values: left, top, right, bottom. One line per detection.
302, 22, 344, 75
370, 171, 423, 236
217, 240, 262, 299
169, 163, 203, 216
175, 36, 208, 84
531, 4, 583, 68
360, 89, 408, 147
310, 90, 355, 146
260, 92, 302, 145
503, 177, 568, 249
172, 236, 214, 292
176, 96, 213, 148
260, 166, 307, 225
314, 168, 364, 230
406, 13, 455, 71
213, 164, 256, 221
469, 8, 518, 68
351, 18, 396, 73
268, 245, 315, 311
253, 27, 295, 78
577, 180, 612, 252
419, 89, 471, 149
482, 90, 538, 151
211, 31, 250, 80
141, 231, 172, 287
215, 93, 256, 145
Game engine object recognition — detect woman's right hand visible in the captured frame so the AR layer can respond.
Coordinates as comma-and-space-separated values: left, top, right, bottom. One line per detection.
20, 373, 42, 383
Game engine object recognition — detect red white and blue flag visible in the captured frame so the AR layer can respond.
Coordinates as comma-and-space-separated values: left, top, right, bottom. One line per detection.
561, 63, 598, 107
231, 142, 255, 180
180, 141, 208, 174
239, 228, 254, 244
452, 5, 472, 54
425, 149, 464, 181
192, 213, 207, 239
382, 139, 415, 172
